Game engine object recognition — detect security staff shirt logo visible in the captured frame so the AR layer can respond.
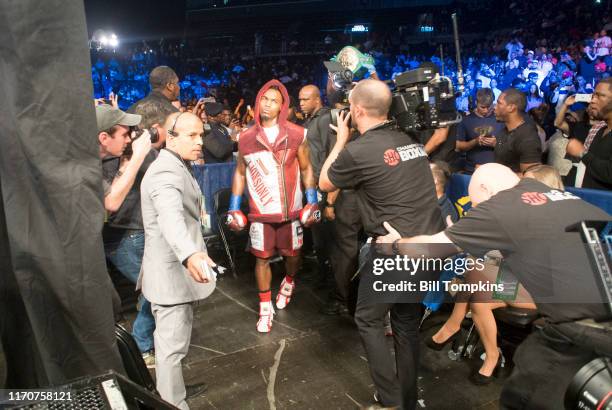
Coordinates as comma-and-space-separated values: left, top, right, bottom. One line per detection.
383, 149, 400, 166
521, 192, 548, 206
384, 144, 427, 167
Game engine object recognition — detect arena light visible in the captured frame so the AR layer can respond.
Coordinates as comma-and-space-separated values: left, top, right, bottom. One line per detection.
90, 29, 119, 50
108, 33, 119, 48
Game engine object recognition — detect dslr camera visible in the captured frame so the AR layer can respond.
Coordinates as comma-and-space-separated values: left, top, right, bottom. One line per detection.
325, 60, 461, 132
122, 126, 160, 157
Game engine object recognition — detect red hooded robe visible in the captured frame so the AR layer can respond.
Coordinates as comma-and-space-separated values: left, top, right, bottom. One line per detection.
238, 80, 306, 223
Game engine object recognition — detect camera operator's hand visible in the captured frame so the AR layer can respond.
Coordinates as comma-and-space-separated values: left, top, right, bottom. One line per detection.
131, 130, 152, 160
329, 110, 352, 146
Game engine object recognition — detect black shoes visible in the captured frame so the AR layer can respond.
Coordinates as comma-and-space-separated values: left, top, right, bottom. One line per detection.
469, 355, 502, 386
320, 299, 349, 316
186, 382, 208, 399
424, 332, 458, 351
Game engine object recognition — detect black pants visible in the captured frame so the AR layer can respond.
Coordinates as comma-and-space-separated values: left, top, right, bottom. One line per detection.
501, 321, 612, 409
310, 214, 333, 281
330, 190, 362, 304
355, 297, 422, 409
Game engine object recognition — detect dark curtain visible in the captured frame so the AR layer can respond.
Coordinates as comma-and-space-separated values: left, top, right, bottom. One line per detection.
0, 0, 124, 387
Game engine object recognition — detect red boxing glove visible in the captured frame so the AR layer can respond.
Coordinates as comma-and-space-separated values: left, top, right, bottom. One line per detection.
299, 203, 321, 227
226, 210, 247, 231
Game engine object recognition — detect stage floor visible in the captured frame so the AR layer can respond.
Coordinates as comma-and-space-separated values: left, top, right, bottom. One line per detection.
0, 245, 507, 409
143, 246, 504, 410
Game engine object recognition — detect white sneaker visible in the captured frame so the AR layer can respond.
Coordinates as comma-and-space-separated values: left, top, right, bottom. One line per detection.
257, 301, 275, 333
275, 277, 295, 310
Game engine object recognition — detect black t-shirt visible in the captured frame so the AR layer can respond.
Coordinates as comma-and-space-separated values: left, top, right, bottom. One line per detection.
202, 123, 235, 164
328, 123, 444, 237
494, 121, 542, 172
567, 119, 591, 143
446, 178, 611, 323
417, 125, 458, 166
582, 127, 612, 190
102, 150, 158, 236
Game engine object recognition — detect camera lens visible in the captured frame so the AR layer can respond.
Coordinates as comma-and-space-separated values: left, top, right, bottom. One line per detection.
565, 357, 612, 410
148, 127, 159, 143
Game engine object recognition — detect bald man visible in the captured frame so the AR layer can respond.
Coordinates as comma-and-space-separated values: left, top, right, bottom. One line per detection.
377, 163, 611, 409
320, 79, 445, 409
140, 112, 217, 409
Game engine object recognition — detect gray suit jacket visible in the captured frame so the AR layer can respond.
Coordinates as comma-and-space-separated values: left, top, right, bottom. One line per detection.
139, 149, 215, 305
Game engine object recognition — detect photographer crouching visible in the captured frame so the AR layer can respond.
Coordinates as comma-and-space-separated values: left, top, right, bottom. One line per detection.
319, 79, 444, 409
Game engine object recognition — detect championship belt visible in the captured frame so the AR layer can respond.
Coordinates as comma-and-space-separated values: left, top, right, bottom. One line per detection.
332, 46, 375, 76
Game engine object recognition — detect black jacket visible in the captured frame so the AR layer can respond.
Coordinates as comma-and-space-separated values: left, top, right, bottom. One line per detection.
202, 122, 236, 163
127, 90, 178, 115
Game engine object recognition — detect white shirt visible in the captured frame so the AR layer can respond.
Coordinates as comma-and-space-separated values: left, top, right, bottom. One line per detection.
263, 124, 279, 145
595, 36, 611, 56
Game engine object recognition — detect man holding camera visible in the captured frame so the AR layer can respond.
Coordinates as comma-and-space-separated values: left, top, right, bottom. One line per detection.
377, 162, 611, 409
97, 104, 158, 365
319, 79, 444, 409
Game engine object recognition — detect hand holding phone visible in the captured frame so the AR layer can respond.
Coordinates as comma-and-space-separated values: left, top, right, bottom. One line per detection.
574, 94, 592, 103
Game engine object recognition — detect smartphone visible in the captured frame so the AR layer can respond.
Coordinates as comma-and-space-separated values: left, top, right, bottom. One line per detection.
575, 94, 592, 103
198, 97, 216, 104
200, 261, 216, 282
247, 105, 251, 110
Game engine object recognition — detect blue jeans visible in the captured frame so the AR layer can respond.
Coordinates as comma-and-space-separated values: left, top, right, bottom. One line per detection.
105, 231, 155, 353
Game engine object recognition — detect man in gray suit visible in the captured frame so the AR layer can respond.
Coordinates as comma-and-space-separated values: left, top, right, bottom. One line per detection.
140, 111, 217, 409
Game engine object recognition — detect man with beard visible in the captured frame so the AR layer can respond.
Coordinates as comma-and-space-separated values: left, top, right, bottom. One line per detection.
566, 78, 612, 190
493, 88, 542, 173
227, 80, 320, 333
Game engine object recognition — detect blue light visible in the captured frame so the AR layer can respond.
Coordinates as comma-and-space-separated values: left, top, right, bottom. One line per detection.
420, 26, 434, 33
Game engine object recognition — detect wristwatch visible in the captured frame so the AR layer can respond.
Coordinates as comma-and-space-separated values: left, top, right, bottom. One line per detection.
392, 239, 402, 255
325, 202, 335, 208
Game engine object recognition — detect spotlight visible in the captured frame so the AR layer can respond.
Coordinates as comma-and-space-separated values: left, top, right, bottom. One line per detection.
109, 34, 119, 48
90, 29, 119, 50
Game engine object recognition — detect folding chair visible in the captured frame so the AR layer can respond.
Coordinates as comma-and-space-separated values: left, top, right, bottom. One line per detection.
214, 188, 249, 277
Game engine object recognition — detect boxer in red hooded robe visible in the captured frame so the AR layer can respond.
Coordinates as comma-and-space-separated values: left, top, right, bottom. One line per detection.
227, 80, 320, 332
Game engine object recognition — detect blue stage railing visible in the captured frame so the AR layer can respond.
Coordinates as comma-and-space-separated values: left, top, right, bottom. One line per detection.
194, 164, 612, 232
